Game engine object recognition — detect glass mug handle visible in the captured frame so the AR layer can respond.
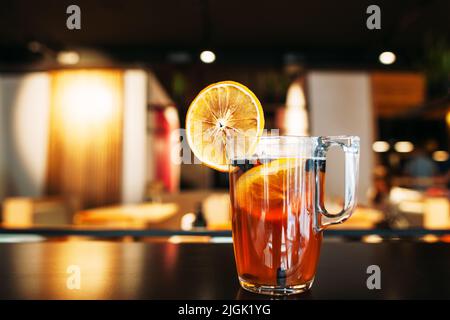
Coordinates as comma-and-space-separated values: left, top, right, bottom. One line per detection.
313, 136, 360, 232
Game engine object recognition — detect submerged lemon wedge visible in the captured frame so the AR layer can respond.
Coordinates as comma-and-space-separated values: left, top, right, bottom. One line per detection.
234, 158, 304, 219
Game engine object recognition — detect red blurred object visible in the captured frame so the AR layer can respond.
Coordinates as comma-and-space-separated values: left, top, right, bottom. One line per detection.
151, 105, 180, 192
426, 187, 448, 198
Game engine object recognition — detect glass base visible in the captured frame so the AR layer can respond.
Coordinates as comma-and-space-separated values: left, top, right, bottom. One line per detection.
239, 277, 314, 296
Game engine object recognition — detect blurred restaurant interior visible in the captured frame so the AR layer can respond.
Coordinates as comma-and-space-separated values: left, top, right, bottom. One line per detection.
0, 0, 449, 244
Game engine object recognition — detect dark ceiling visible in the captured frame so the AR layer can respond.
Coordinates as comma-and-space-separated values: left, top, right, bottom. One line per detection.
0, 0, 449, 67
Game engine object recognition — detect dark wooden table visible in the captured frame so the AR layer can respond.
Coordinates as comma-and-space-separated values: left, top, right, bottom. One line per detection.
0, 240, 449, 299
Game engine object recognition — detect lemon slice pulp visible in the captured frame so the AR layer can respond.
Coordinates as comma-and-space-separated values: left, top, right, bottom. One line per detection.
185, 81, 264, 172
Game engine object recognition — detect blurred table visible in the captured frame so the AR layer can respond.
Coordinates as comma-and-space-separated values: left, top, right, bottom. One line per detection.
74, 202, 179, 227
0, 241, 449, 299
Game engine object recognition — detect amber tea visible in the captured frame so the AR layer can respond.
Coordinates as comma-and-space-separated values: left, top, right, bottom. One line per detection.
227, 136, 359, 295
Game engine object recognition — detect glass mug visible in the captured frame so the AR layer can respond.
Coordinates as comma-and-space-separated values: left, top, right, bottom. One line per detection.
227, 135, 360, 295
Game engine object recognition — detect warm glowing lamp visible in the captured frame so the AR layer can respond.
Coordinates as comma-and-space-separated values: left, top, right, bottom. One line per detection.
200, 50, 216, 63
57, 51, 80, 65
372, 141, 390, 153
47, 70, 124, 209
283, 80, 309, 136
379, 51, 396, 65
433, 150, 449, 162
394, 141, 414, 153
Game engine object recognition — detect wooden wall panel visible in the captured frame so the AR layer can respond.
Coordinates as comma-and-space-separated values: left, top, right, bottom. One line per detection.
371, 72, 425, 118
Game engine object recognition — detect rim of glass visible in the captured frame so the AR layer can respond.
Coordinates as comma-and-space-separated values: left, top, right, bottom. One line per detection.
255, 135, 360, 143
226, 135, 359, 161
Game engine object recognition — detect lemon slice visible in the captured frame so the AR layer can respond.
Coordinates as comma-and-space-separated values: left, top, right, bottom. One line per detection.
234, 158, 307, 220
186, 81, 264, 172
